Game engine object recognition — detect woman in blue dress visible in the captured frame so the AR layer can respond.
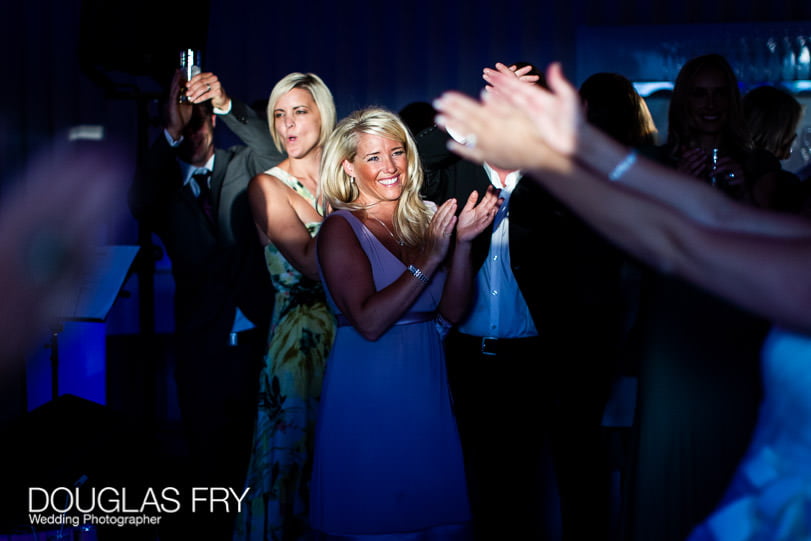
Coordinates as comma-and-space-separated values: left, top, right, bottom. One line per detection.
310, 107, 501, 540
434, 62, 811, 540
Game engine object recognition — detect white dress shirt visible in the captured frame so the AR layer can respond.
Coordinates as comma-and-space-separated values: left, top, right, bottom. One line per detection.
458, 163, 538, 338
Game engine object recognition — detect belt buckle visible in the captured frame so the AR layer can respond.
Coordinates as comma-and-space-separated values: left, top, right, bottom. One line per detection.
480, 336, 498, 356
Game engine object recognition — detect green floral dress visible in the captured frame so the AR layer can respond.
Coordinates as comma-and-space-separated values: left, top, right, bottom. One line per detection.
234, 167, 335, 541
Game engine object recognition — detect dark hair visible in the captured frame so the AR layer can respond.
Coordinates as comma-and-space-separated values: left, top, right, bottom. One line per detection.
579, 72, 658, 147
193, 99, 214, 116
398, 101, 437, 136
667, 54, 750, 153
185, 101, 214, 131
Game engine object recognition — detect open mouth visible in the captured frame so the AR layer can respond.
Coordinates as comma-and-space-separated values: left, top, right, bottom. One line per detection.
379, 176, 399, 186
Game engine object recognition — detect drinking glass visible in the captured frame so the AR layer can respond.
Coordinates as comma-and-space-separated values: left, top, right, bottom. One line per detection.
178, 49, 202, 104
709, 147, 720, 186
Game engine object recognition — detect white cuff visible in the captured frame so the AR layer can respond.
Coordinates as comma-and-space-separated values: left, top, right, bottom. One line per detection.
163, 129, 183, 147
213, 99, 233, 115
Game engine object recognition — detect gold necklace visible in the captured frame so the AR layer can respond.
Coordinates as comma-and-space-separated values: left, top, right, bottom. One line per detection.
370, 216, 405, 246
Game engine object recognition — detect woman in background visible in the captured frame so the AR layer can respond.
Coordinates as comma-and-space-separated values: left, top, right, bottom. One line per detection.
594, 56, 770, 541
235, 72, 337, 541
743, 85, 809, 216
654, 54, 752, 200
434, 61, 811, 541
579, 71, 658, 148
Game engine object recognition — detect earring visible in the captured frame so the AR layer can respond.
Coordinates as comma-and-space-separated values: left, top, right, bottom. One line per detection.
351, 176, 356, 183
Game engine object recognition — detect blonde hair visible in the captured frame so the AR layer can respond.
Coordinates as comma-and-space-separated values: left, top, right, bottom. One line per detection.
320, 107, 433, 246
579, 72, 658, 147
744, 85, 804, 160
266, 72, 337, 153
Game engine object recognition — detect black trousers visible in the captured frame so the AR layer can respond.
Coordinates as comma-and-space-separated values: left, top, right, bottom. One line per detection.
445, 331, 614, 541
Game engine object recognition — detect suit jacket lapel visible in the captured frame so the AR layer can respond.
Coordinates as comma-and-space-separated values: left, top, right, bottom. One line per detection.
469, 166, 496, 270
508, 177, 535, 248
210, 148, 229, 215
179, 165, 200, 208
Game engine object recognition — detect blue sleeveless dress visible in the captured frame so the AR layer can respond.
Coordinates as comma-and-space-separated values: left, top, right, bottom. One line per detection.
310, 210, 471, 540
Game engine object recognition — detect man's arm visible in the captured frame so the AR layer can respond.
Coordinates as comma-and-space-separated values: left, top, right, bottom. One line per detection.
219, 97, 284, 161
129, 133, 180, 227
186, 71, 285, 164
130, 72, 188, 225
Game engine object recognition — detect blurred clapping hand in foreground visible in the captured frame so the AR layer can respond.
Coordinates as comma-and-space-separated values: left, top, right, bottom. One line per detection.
433, 62, 811, 332
0, 141, 127, 366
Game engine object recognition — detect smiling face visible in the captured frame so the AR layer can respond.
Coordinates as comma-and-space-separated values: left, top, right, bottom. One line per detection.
273, 87, 323, 159
686, 66, 730, 137
342, 133, 408, 206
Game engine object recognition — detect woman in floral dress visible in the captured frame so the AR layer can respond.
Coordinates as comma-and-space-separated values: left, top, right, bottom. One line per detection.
234, 72, 337, 541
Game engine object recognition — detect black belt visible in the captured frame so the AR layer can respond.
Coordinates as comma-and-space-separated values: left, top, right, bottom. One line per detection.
452, 332, 540, 357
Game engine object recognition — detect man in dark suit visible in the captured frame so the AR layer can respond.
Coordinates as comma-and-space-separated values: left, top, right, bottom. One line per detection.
129, 70, 282, 540
417, 64, 626, 541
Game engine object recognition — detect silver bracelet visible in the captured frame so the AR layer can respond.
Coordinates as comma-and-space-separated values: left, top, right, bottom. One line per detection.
407, 264, 429, 283
608, 150, 637, 181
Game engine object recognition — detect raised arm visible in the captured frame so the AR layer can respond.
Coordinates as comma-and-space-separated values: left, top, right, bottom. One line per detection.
187, 71, 285, 163
433, 64, 811, 332
533, 154, 811, 333
248, 172, 320, 280
575, 119, 800, 237
442, 64, 811, 239
130, 71, 189, 222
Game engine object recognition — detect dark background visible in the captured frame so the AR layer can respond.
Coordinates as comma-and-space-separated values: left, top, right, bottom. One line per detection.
0, 0, 810, 534
6, 0, 811, 179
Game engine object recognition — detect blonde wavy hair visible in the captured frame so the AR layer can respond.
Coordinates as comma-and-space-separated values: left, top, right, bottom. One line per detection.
743, 85, 804, 160
319, 107, 433, 246
266, 72, 336, 153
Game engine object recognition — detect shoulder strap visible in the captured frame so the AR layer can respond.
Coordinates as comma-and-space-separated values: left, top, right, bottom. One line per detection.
265, 166, 317, 206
